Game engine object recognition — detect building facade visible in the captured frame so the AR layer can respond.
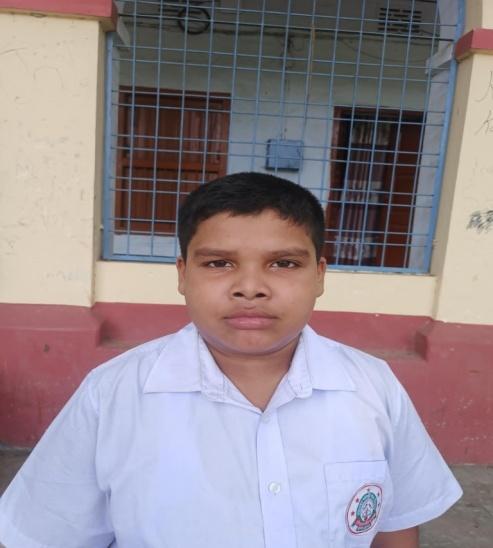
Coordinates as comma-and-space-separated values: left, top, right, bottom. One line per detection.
0, 0, 492, 462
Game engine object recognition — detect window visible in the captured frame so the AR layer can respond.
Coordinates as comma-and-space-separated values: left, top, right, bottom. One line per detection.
103, 1, 462, 271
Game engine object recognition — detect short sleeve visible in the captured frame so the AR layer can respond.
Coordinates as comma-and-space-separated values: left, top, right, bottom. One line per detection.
379, 379, 463, 531
0, 374, 114, 548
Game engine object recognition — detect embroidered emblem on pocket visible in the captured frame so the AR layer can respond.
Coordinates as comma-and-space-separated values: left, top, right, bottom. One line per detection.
346, 484, 382, 535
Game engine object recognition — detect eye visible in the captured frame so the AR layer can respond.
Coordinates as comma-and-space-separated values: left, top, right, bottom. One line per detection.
271, 259, 299, 269
204, 259, 233, 268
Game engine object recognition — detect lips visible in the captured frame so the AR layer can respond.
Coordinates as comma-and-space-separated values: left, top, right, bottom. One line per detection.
224, 311, 277, 330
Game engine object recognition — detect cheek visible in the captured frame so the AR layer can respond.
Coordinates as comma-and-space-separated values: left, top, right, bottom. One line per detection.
282, 282, 318, 304
185, 280, 224, 309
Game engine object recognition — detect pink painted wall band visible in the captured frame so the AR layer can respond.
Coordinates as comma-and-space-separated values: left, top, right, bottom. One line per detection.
1, 302, 493, 462
0, 0, 117, 29
455, 28, 493, 61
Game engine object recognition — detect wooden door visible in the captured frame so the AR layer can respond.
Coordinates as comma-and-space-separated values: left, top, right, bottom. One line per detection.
325, 108, 423, 268
115, 89, 230, 235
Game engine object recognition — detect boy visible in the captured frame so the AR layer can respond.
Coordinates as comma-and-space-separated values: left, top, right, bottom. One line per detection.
0, 172, 461, 547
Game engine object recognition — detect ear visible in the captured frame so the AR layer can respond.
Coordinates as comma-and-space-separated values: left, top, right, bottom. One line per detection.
316, 257, 326, 297
176, 256, 186, 295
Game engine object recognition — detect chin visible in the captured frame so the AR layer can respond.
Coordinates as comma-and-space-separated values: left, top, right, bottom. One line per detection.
224, 332, 299, 356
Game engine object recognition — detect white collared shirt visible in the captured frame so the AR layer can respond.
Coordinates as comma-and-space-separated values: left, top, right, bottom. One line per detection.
0, 324, 462, 548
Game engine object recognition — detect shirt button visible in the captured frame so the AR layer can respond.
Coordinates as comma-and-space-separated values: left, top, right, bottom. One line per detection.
261, 414, 270, 423
268, 482, 282, 495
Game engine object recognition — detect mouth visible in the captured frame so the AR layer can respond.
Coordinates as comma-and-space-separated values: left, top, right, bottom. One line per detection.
224, 311, 277, 330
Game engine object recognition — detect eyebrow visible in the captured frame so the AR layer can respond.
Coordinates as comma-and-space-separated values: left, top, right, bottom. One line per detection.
268, 248, 311, 258
192, 248, 236, 258
192, 247, 311, 258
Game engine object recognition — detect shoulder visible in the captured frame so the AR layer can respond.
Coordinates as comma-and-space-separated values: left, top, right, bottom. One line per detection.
305, 326, 397, 381
304, 326, 403, 412
337, 341, 397, 389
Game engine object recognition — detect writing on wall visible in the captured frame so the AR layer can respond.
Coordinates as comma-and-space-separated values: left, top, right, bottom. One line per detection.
475, 70, 493, 134
467, 209, 493, 233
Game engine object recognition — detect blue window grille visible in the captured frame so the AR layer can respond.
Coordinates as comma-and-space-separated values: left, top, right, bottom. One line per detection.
103, 0, 463, 272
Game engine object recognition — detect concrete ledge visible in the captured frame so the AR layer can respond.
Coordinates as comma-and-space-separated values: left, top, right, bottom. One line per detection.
455, 28, 493, 61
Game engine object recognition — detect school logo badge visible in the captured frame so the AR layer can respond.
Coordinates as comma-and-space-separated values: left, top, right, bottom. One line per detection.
346, 484, 382, 535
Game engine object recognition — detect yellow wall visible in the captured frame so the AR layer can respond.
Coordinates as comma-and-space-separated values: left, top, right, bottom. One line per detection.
0, 12, 104, 306
431, 2, 493, 324
95, 261, 437, 317
1, 5, 492, 325
464, 0, 482, 33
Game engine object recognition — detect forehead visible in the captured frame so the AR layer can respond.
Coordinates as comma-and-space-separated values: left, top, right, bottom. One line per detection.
190, 210, 314, 250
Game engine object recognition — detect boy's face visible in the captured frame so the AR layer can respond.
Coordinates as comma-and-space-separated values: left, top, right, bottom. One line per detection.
177, 209, 326, 359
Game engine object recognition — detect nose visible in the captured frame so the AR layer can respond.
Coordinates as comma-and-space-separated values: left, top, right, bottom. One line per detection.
230, 266, 271, 301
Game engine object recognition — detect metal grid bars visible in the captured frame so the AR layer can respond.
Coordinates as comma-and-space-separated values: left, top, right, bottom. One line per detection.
103, 0, 463, 271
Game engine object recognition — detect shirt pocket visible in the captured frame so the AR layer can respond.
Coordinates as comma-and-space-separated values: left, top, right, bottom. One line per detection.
324, 460, 391, 548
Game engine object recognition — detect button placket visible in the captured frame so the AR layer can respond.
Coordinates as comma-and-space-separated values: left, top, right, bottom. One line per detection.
256, 410, 297, 548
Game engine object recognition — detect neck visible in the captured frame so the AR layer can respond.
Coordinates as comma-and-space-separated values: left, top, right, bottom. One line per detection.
205, 336, 300, 410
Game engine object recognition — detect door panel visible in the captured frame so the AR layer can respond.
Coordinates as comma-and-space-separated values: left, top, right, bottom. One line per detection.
116, 90, 230, 234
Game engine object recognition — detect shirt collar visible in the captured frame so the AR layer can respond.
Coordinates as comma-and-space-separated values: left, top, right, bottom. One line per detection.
301, 324, 356, 392
143, 324, 202, 394
143, 323, 356, 395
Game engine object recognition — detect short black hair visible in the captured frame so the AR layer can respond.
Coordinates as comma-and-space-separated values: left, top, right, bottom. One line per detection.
178, 172, 325, 260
